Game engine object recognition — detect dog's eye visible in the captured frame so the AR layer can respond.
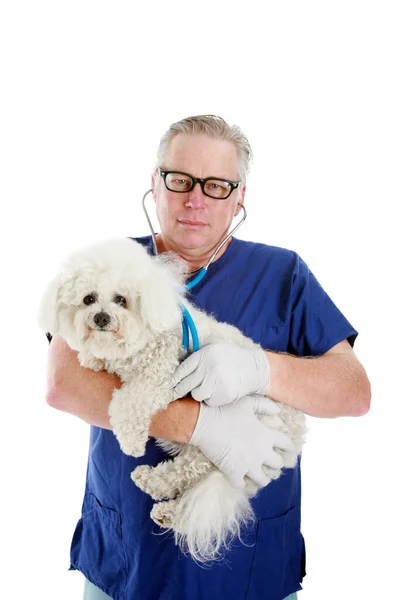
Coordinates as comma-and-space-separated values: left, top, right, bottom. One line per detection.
83, 293, 97, 306
114, 294, 127, 308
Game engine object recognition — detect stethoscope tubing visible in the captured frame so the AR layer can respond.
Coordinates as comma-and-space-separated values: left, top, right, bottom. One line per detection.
141, 188, 247, 271
141, 187, 247, 352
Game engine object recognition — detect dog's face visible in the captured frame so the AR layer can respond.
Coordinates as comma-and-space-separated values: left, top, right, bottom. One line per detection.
39, 239, 185, 360
56, 270, 150, 360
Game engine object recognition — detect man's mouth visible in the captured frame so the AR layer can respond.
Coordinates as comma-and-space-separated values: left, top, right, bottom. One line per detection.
178, 219, 207, 227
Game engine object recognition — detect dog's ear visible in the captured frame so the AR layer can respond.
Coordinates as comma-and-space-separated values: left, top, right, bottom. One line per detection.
38, 274, 62, 336
138, 260, 184, 334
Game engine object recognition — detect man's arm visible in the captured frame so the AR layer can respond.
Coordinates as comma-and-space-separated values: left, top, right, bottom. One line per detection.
46, 336, 199, 442
266, 340, 371, 418
46, 336, 370, 446
171, 339, 371, 419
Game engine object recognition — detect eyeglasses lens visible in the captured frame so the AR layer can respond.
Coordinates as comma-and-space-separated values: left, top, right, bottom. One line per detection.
165, 173, 232, 199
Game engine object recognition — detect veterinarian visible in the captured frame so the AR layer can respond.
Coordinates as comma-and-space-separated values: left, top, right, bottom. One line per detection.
46, 115, 371, 600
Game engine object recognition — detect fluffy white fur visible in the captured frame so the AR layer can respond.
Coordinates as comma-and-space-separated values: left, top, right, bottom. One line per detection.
39, 238, 306, 563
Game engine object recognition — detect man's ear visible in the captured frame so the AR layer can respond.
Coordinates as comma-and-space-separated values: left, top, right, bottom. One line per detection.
234, 184, 246, 216
151, 169, 159, 200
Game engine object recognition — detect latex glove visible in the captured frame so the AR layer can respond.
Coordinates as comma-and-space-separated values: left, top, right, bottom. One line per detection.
172, 340, 270, 406
189, 395, 295, 489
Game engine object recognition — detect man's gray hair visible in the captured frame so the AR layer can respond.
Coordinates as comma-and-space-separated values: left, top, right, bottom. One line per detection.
156, 115, 253, 184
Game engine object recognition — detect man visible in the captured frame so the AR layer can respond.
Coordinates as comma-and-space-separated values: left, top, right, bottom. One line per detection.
46, 115, 371, 600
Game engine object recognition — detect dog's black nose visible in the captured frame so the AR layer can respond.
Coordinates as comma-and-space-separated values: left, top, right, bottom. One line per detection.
93, 312, 111, 328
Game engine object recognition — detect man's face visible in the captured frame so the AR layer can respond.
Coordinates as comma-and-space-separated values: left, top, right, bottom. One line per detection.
152, 134, 245, 256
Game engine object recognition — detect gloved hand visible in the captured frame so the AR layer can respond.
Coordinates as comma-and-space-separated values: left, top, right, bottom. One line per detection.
189, 395, 295, 489
171, 340, 270, 406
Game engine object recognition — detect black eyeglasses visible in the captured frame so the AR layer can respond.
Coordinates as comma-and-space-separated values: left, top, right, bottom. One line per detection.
159, 169, 240, 200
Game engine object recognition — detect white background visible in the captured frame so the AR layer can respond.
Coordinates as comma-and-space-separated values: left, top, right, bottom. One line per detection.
1, 1, 399, 599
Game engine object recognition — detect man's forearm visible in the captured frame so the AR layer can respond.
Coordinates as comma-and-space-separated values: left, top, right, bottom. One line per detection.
149, 399, 200, 443
46, 336, 120, 429
47, 336, 200, 441
266, 342, 371, 418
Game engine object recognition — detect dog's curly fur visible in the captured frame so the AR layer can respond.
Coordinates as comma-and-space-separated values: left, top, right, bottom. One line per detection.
39, 238, 306, 563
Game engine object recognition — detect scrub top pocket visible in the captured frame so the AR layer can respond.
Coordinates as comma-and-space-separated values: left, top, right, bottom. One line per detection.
70, 493, 128, 600
245, 507, 305, 600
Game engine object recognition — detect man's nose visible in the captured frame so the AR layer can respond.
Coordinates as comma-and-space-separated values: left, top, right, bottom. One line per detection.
186, 182, 206, 208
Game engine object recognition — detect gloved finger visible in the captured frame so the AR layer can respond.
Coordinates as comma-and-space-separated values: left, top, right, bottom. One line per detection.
203, 394, 231, 407
246, 468, 271, 488
171, 388, 183, 401
170, 351, 203, 387
191, 380, 216, 402
241, 395, 281, 416
173, 371, 208, 400
171, 387, 197, 401
225, 472, 246, 490
271, 430, 296, 453
253, 395, 281, 415
262, 449, 284, 470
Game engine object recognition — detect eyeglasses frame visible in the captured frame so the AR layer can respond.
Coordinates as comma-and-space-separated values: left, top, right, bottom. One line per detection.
158, 169, 240, 200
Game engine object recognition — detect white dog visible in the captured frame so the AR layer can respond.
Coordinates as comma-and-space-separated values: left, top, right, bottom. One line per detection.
39, 238, 306, 563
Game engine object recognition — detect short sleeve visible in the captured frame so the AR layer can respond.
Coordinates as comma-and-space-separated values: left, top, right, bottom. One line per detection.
288, 255, 358, 357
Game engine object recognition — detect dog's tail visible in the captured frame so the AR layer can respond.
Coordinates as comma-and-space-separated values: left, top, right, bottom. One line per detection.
172, 470, 255, 563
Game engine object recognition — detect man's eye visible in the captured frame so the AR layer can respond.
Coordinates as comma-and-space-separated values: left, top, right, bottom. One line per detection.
83, 294, 97, 305
114, 295, 127, 308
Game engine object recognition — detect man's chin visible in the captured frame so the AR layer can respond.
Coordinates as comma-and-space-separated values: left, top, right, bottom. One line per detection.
174, 230, 211, 251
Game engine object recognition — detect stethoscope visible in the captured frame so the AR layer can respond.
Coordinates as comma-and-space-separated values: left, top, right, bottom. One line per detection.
142, 188, 247, 353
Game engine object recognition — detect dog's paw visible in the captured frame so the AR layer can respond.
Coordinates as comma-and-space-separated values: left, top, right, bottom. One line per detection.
111, 422, 149, 458
131, 465, 178, 500
131, 465, 152, 491
150, 500, 178, 529
120, 438, 147, 458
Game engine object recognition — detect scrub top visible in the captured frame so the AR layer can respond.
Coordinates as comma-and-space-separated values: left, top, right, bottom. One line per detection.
69, 236, 358, 600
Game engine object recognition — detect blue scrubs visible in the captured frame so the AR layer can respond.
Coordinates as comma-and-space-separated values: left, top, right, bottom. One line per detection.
70, 236, 357, 600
